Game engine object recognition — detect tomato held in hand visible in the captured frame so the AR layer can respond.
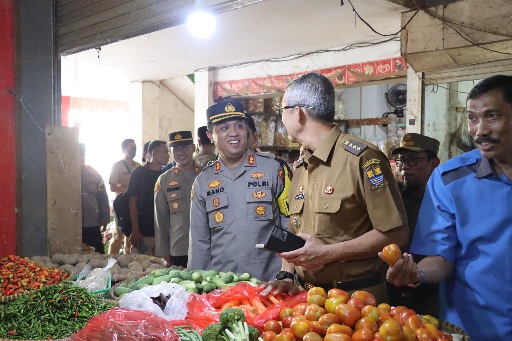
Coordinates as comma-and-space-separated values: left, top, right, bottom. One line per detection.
381, 243, 402, 266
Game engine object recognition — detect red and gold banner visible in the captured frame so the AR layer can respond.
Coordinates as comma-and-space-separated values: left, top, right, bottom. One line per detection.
213, 57, 407, 99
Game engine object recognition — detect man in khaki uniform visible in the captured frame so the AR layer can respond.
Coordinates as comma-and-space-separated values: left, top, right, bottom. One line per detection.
193, 126, 217, 168
189, 100, 292, 281
154, 131, 200, 267
108, 139, 141, 254
261, 73, 408, 302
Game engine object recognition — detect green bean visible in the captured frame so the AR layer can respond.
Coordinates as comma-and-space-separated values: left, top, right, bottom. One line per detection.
0, 282, 112, 339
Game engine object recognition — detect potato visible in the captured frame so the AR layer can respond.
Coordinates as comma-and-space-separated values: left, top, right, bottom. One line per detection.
59, 264, 77, 276
141, 260, 153, 271
117, 254, 131, 268
146, 263, 163, 272
118, 268, 130, 275
109, 264, 121, 276
77, 254, 89, 264
75, 262, 87, 273
88, 259, 107, 269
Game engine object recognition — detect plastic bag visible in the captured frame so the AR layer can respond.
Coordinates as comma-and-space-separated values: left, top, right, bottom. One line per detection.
75, 258, 116, 292
186, 282, 307, 332
73, 307, 180, 341
119, 282, 190, 321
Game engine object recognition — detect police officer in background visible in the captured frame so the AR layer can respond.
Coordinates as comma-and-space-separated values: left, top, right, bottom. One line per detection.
261, 72, 408, 303
388, 133, 441, 316
189, 100, 292, 281
154, 131, 200, 267
193, 126, 217, 168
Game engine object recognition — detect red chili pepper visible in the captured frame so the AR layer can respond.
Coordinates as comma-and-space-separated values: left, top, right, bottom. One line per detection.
74, 309, 79, 318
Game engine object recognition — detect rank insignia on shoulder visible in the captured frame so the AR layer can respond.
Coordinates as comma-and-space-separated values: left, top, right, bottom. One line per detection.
194, 166, 200, 173
215, 161, 221, 172
363, 159, 388, 191
343, 139, 368, 156
248, 155, 255, 165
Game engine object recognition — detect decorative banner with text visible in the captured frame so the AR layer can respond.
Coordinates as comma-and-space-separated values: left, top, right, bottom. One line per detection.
213, 57, 407, 99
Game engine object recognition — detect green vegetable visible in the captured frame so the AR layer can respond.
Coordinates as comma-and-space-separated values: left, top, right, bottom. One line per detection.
180, 270, 193, 281
153, 273, 180, 285
219, 272, 235, 284
210, 276, 227, 288
168, 269, 182, 279
202, 282, 216, 293
151, 268, 169, 277
130, 275, 154, 290
170, 277, 182, 284
201, 269, 220, 278
0, 282, 112, 339
114, 286, 134, 297
179, 280, 198, 290
175, 325, 203, 341
238, 273, 251, 281
219, 308, 245, 325
191, 271, 203, 283
201, 323, 224, 341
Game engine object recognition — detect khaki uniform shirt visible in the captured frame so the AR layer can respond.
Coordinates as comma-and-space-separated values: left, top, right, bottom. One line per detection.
289, 126, 407, 283
189, 150, 291, 281
154, 165, 201, 257
109, 159, 141, 192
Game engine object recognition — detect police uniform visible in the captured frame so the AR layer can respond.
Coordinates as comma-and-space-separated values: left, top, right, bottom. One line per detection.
411, 148, 512, 340
193, 151, 218, 168
289, 125, 407, 300
155, 131, 199, 266
188, 100, 291, 281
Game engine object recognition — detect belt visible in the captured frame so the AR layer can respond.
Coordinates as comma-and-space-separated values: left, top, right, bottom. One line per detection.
301, 273, 384, 292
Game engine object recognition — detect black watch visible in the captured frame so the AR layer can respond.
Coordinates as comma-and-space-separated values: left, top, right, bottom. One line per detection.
276, 271, 294, 281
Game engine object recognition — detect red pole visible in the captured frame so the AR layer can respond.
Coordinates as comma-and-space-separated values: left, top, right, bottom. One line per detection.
0, 0, 17, 256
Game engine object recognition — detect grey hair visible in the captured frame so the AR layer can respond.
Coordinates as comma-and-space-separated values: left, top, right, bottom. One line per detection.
284, 72, 335, 123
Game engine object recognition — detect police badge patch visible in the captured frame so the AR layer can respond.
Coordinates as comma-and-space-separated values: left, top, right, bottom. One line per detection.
362, 158, 388, 191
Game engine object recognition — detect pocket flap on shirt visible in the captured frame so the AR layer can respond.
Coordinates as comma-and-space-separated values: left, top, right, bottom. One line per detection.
314, 196, 342, 213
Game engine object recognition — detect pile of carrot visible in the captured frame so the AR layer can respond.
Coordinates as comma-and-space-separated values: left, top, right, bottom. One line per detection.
215, 293, 287, 317
0, 255, 70, 297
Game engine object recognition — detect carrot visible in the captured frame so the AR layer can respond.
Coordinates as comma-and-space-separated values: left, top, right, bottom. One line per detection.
220, 299, 240, 311
240, 298, 251, 306
267, 294, 280, 304
239, 304, 259, 316
249, 297, 267, 314
260, 297, 274, 307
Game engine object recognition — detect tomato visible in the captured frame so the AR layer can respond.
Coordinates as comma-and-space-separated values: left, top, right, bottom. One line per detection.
405, 314, 423, 331
262, 331, 278, 341
402, 325, 415, 341
352, 328, 374, 341
290, 319, 314, 339
275, 331, 295, 341
360, 305, 380, 322
377, 303, 391, 312
355, 316, 378, 333
326, 324, 353, 336
415, 327, 435, 341
378, 313, 393, 327
325, 296, 347, 314
311, 321, 327, 337
318, 313, 341, 330
307, 287, 327, 307
302, 331, 323, 341
335, 303, 360, 327
293, 303, 309, 315
347, 297, 365, 310
395, 308, 416, 325
373, 331, 385, 341
423, 323, 440, 339
378, 318, 404, 341
324, 333, 352, 341
304, 304, 325, 321
381, 243, 401, 266
265, 320, 283, 334
390, 305, 407, 317
282, 316, 294, 329
421, 315, 440, 329
279, 307, 294, 320
351, 291, 377, 307
327, 288, 349, 300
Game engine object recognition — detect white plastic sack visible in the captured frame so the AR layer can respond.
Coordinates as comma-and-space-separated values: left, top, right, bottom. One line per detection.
118, 282, 190, 320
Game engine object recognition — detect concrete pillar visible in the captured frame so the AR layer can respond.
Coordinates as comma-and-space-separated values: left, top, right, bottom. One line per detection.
194, 70, 214, 138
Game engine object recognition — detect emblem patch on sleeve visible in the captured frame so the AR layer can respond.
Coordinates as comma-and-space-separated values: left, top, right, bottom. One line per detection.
154, 179, 161, 193
213, 211, 224, 223
362, 159, 388, 191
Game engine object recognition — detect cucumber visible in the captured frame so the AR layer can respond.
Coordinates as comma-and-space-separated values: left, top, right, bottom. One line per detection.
180, 270, 193, 281
114, 286, 134, 297
210, 276, 227, 289
130, 275, 155, 290
202, 269, 219, 278
168, 270, 182, 279
179, 280, 198, 290
153, 273, 178, 285
219, 273, 234, 284
238, 273, 251, 281
191, 271, 203, 283
127, 276, 138, 287
152, 268, 169, 277
202, 282, 216, 293
186, 287, 199, 294
170, 277, 182, 284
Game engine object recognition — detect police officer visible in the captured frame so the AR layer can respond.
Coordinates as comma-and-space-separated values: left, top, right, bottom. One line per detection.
388, 133, 441, 316
261, 73, 408, 303
154, 131, 200, 267
189, 100, 291, 281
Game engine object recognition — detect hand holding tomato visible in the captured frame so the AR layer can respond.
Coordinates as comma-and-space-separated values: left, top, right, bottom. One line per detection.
380, 243, 402, 266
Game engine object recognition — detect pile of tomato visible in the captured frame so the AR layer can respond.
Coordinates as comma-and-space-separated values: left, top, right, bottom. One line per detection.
261, 287, 451, 341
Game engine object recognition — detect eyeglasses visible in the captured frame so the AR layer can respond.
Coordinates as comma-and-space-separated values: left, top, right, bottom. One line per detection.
276, 104, 314, 115
395, 156, 429, 167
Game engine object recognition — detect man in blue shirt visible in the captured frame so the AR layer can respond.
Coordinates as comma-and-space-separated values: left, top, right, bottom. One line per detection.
381, 75, 512, 340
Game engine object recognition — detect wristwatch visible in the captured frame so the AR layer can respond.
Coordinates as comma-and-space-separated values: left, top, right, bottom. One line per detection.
276, 271, 295, 281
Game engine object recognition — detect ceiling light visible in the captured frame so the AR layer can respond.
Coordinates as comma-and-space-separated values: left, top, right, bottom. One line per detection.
187, 10, 216, 39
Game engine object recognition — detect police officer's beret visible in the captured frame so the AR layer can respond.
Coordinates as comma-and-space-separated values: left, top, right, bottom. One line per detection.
207, 100, 247, 125
168, 131, 193, 147
392, 133, 440, 156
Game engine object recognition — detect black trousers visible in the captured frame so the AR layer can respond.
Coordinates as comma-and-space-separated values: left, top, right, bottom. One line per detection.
82, 226, 105, 254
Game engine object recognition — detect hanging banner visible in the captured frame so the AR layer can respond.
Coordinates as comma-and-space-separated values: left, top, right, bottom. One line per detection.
213, 57, 407, 99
